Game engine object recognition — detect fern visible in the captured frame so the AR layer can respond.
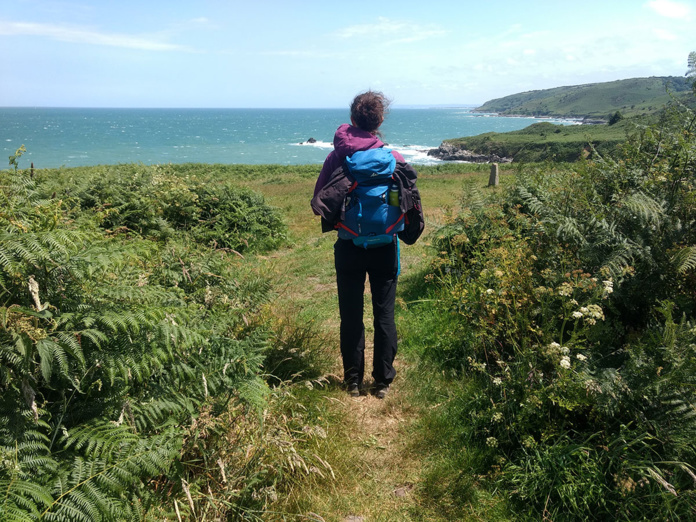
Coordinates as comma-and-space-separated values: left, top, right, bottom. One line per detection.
41, 424, 178, 520
461, 182, 488, 212
621, 190, 667, 227
515, 184, 548, 217
0, 479, 52, 521
672, 246, 696, 273
0, 161, 294, 520
0, 426, 54, 520
0, 421, 180, 522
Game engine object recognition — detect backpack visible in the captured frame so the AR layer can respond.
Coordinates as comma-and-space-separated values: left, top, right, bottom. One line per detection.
336, 148, 405, 249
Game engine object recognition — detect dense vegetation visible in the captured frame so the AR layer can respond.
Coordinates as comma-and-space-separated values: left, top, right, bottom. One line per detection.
408, 94, 696, 519
441, 119, 630, 163
0, 158, 330, 520
475, 76, 694, 119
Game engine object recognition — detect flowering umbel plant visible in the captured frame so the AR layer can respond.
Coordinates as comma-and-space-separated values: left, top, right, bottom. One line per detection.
428, 94, 696, 520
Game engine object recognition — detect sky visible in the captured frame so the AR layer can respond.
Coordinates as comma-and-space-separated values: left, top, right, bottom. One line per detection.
0, 0, 694, 108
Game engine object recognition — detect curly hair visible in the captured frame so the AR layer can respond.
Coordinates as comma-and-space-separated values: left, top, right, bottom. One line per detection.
350, 91, 390, 133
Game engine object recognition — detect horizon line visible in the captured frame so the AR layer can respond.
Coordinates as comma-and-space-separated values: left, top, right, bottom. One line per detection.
0, 104, 482, 110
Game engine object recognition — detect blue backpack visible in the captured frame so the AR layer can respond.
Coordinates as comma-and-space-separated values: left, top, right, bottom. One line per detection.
336, 148, 405, 249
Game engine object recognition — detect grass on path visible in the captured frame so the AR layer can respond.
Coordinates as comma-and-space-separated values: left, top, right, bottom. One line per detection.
237, 163, 513, 521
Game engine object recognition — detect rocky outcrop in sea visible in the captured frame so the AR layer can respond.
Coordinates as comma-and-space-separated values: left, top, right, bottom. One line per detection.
427, 142, 512, 163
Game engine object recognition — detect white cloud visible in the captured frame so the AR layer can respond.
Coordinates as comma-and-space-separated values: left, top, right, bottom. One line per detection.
334, 17, 446, 45
646, 0, 692, 18
0, 21, 191, 51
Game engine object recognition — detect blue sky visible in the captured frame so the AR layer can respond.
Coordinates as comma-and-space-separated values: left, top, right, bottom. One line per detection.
1, 0, 694, 108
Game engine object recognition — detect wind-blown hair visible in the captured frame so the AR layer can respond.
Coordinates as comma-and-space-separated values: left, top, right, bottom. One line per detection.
350, 91, 390, 134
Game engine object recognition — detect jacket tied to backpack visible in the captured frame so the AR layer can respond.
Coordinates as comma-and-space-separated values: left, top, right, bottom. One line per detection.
311, 148, 425, 248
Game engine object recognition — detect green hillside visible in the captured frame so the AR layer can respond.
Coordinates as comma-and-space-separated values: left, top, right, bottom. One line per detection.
437, 119, 630, 162
475, 76, 693, 119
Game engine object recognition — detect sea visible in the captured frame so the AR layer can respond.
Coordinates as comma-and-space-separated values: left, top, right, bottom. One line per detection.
0, 107, 577, 169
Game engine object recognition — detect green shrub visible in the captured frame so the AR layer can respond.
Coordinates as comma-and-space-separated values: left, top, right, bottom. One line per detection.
0, 160, 294, 519
191, 184, 286, 252
41, 164, 287, 253
419, 100, 696, 519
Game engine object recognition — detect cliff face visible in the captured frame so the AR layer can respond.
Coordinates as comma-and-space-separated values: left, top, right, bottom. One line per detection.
427, 142, 512, 163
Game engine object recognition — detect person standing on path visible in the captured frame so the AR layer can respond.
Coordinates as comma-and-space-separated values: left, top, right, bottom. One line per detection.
311, 91, 424, 399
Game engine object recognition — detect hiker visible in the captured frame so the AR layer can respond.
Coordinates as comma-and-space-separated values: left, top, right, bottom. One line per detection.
311, 91, 424, 399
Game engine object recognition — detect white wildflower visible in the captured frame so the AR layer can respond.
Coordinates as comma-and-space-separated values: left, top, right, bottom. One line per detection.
586, 304, 605, 321
572, 311, 583, 319
560, 356, 571, 369
561, 346, 570, 355
549, 342, 561, 350
469, 358, 487, 372
492, 377, 503, 386
602, 279, 614, 298
580, 307, 589, 314
576, 354, 587, 361
486, 437, 499, 448
486, 288, 495, 295
557, 282, 573, 297
492, 412, 503, 422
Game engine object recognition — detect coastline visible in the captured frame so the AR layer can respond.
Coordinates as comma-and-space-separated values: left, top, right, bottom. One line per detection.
470, 110, 593, 125
1, 107, 588, 169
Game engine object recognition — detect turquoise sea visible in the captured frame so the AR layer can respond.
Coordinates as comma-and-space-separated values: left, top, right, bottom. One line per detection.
1, 107, 575, 169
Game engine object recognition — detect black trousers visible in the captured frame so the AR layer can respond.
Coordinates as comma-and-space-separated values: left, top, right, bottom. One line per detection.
334, 238, 399, 387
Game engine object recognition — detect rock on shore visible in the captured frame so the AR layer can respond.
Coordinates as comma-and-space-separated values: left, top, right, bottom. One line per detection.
427, 142, 512, 163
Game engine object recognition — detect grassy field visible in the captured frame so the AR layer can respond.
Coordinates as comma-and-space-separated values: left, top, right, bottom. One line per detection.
233, 161, 513, 521
441, 120, 631, 162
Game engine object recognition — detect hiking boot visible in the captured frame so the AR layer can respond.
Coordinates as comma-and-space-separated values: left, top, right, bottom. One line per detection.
374, 384, 390, 400
346, 382, 360, 397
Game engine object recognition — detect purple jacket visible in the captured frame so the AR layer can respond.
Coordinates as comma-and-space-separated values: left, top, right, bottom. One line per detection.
312, 123, 405, 203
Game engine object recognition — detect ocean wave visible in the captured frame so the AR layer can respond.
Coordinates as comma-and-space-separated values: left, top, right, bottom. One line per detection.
391, 144, 443, 166
292, 141, 443, 166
